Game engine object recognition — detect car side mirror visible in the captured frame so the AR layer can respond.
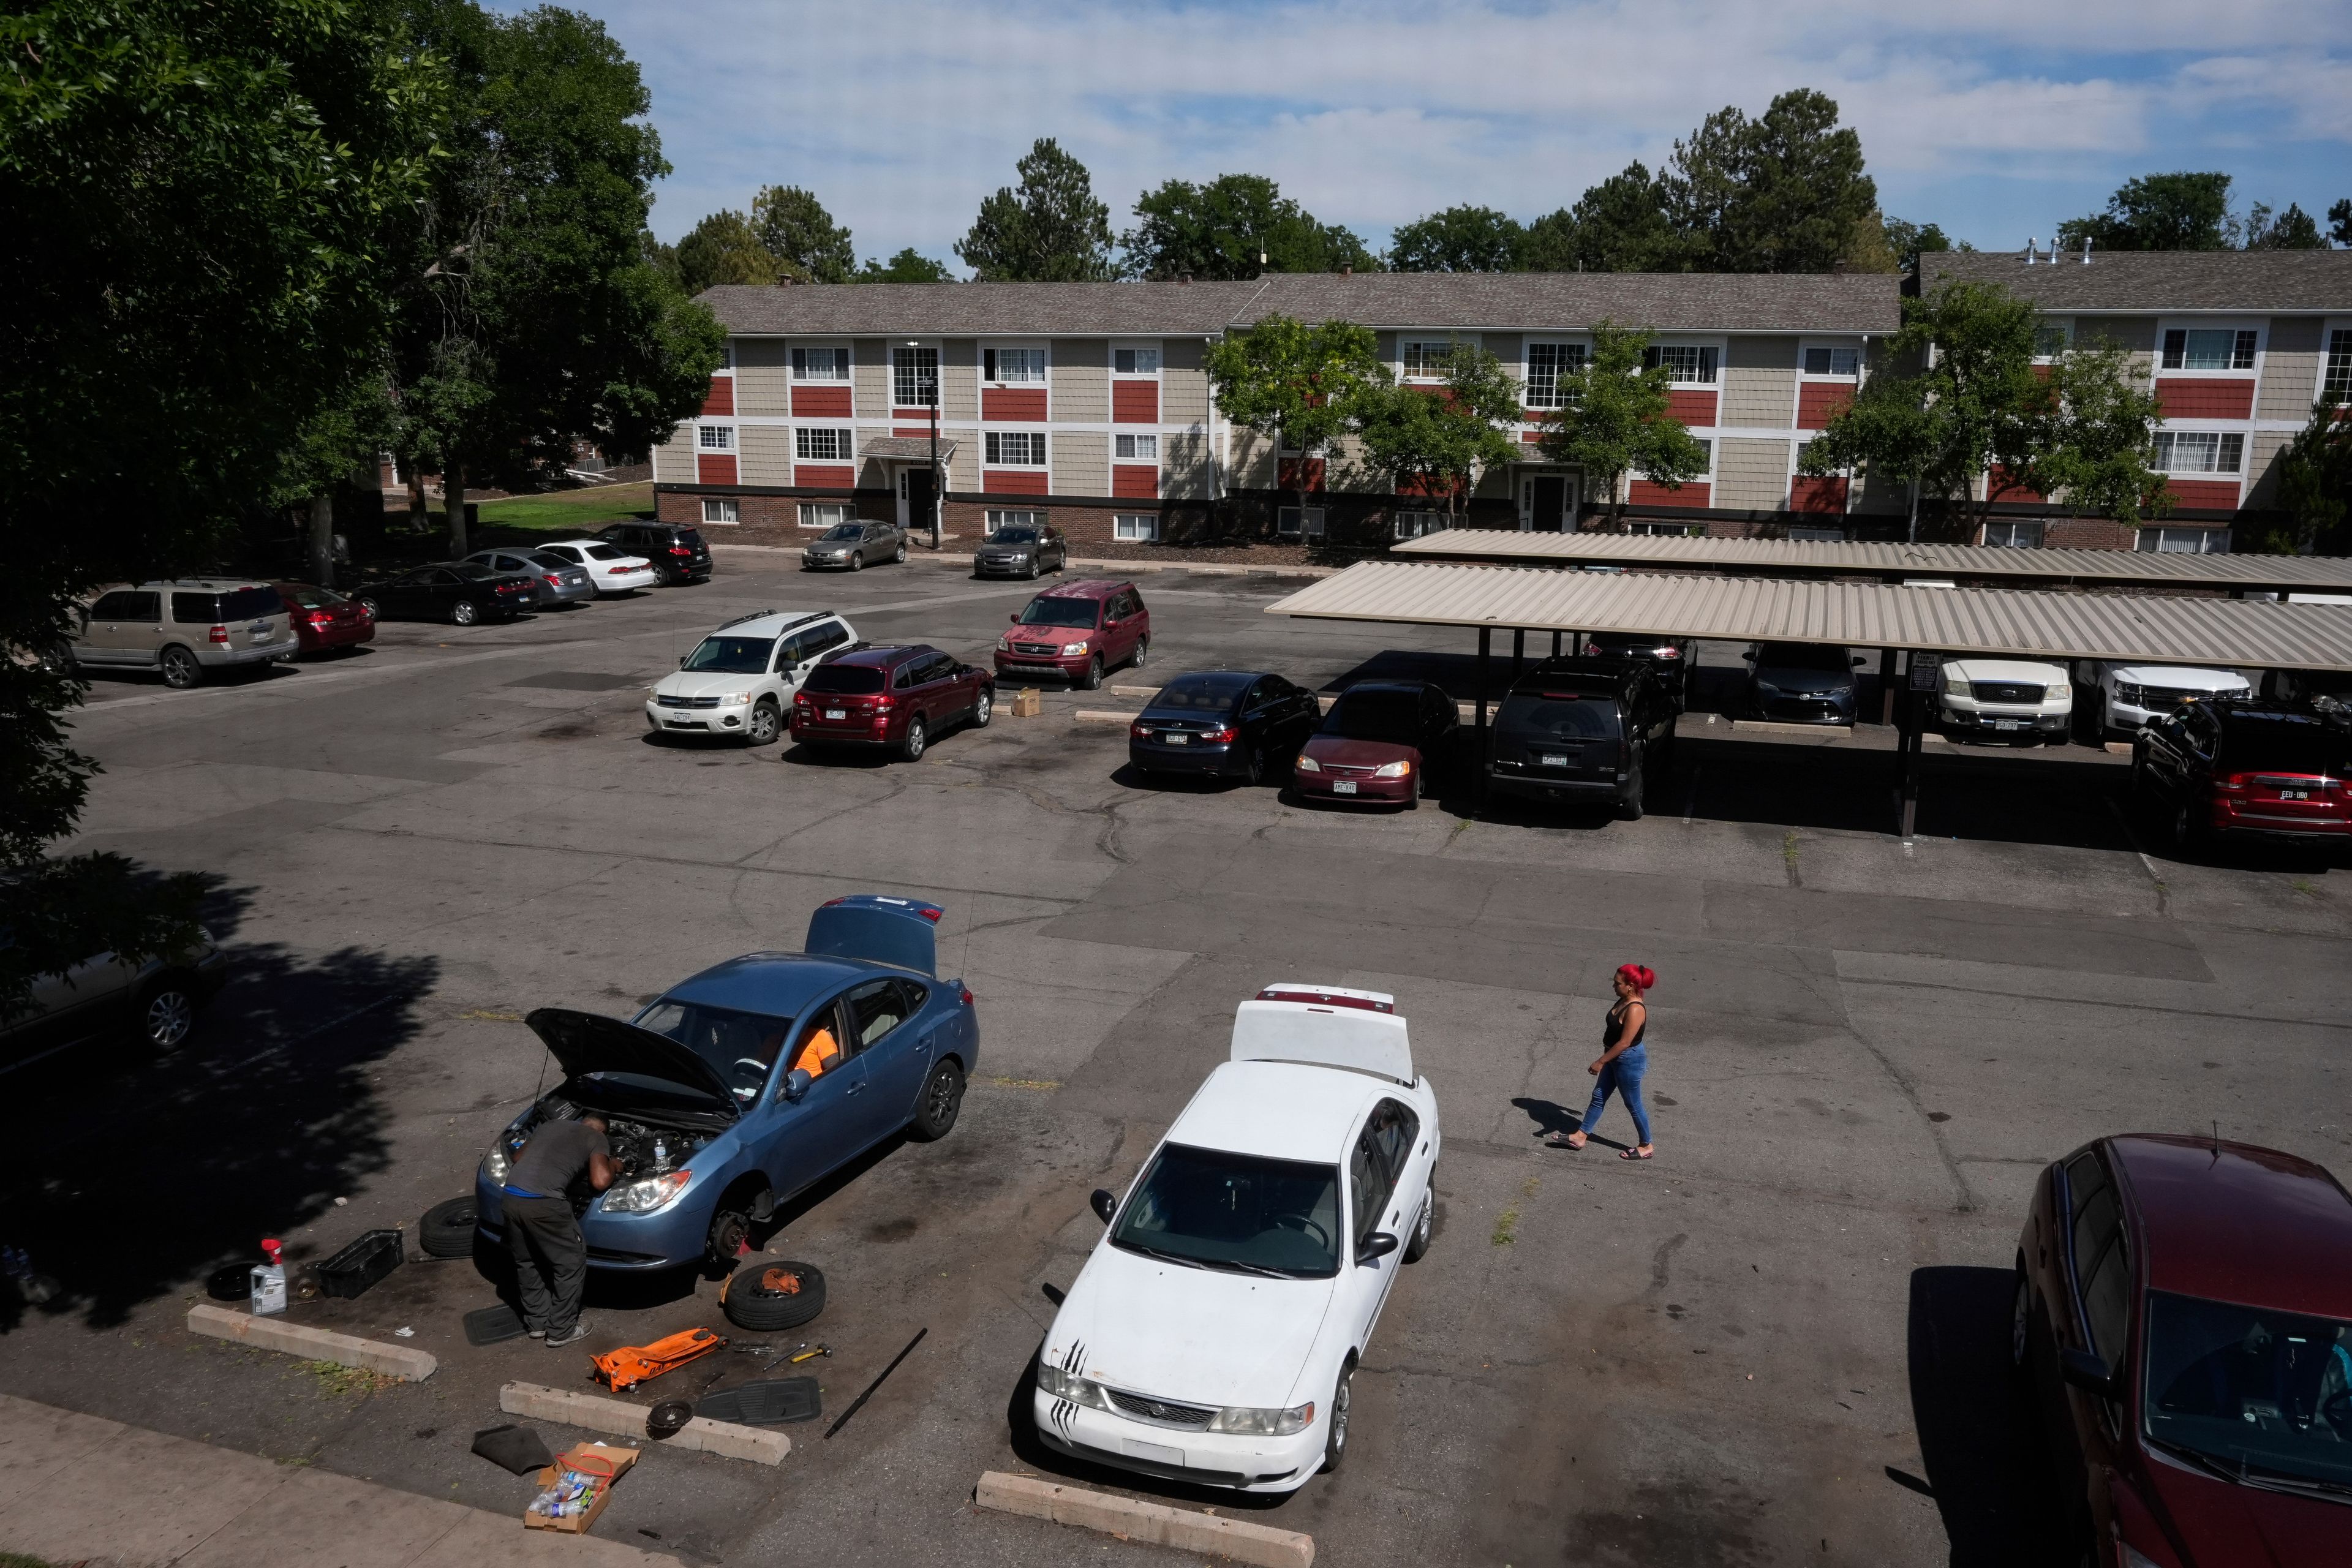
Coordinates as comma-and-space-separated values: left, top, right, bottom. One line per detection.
1853, 656, 1869, 666
1357, 1232, 1399, 1265
677, 656, 687, 668
1009, 612, 1022, 624
782, 1068, 813, 1103
1090, 1189, 1117, 1224
2058, 1346, 2117, 1399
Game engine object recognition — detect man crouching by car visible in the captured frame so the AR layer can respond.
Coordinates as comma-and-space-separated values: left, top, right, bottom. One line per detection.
502, 1114, 614, 1348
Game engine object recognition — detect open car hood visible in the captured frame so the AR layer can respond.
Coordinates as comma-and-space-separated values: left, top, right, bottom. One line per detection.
524, 1007, 739, 1117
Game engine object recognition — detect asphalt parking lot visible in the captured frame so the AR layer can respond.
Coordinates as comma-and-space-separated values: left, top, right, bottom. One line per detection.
7, 546, 2350, 1567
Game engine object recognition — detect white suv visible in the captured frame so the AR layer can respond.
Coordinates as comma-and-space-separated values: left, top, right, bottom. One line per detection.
1937, 657, 2073, 744
645, 609, 856, 744
2092, 662, 2251, 741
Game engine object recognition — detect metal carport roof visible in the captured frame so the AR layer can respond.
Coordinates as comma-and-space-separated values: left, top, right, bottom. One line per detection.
1265, 561, 2352, 671
1389, 530, 2352, 595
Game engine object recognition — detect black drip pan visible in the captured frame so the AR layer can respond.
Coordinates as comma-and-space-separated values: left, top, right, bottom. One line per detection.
695, 1376, 821, 1425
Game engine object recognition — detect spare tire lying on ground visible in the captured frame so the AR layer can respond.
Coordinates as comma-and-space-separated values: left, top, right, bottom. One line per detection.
719, 1259, 827, 1331
420, 1196, 479, 1259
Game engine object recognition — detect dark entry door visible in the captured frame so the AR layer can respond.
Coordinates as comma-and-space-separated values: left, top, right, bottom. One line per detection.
905, 467, 937, 538
1530, 475, 1567, 532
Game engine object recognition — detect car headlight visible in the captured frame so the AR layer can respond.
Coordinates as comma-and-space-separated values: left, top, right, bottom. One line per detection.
600, 1170, 692, 1214
2114, 682, 2143, 707
1035, 1361, 1112, 1410
1755, 680, 1779, 695
1295, 754, 1322, 772
1943, 672, 1967, 696
481, 1142, 511, 1183
1371, 760, 1411, 778
1061, 641, 1090, 656
718, 690, 753, 705
998, 635, 1014, 650
1207, 1400, 1316, 1436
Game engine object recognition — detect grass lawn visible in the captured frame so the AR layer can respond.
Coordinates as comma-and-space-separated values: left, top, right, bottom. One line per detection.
473, 480, 655, 533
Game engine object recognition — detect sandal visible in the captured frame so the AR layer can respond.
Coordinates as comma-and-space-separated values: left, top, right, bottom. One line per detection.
1620, 1147, 1654, 1161
1545, 1133, 1585, 1150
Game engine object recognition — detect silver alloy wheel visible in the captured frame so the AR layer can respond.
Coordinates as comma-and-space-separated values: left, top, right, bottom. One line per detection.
972, 688, 992, 727
925, 1066, 957, 1126
1415, 1193, 1433, 1252
848, 552, 863, 572
2011, 1271, 2032, 1369
902, 716, 925, 761
451, 599, 478, 626
145, 987, 195, 1050
160, 647, 202, 689
747, 701, 780, 744
894, 541, 908, 563
358, 597, 379, 617
1131, 635, 1147, 669
1329, 1365, 1352, 1458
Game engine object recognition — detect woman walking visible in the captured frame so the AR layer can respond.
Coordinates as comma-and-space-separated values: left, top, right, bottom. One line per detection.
1550, 963, 1656, 1159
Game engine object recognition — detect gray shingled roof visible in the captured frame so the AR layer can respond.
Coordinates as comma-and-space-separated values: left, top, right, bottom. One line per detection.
858, 435, 959, 462
1919, 249, 2352, 312
698, 270, 1901, 337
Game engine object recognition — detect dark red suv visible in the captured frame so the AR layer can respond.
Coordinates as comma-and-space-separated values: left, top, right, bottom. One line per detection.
2012, 1134, 2351, 1567
993, 580, 1150, 691
790, 644, 993, 761
2133, 698, 2349, 851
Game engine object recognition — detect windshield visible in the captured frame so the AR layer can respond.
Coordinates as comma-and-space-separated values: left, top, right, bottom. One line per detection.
1324, 689, 1422, 745
681, 636, 775, 675
803, 663, 884, 695
2223, 715, 2346, 776
2143, 1290, 2352, 1496
820, 524, 864, 541
1110, 1143, 1341, 1278
989, 528, 1039, 545
630, 1000, 794, 1104
1499, 692, 1621, 740
1016, 597, 1099, 628
1756, 643, 1853, 673
1587, 633, 1676, 658
1152, 674, 1252, 711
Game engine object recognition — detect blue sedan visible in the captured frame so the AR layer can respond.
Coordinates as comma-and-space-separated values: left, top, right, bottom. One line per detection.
474, 895, 978, 1270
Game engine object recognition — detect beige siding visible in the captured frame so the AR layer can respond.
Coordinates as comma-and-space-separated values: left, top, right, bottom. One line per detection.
1050, 338, 1108, 423
853, 339, 889, 413
942, 339, 979, 422
1716, 437, 1791, 510
943, 433, 979, 494
1163, 337, 1210, 426
1325, 431, 1374, 493
1161, 428, 1212, 500
736, 339, 789, 414
1486, 332, 1522, 375
853, 423, 891, 484
652, 424, 696, 484
2244, 429, 2294, 508
740, 423, 793, 486
1722, 335, 1798, 428
2258, 317, 2324, 422
1850, 462, 1909, 516
1052, 429, 1106, 495
1230, 426, 1278, 489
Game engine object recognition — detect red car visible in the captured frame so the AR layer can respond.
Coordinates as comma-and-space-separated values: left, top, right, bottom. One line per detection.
2013, 1134, 2352, 1567
992, 579, 1149, 692
272, 581, 375, 656
2133, 698, 2349, 850
790, 644, 993, 762
1291, 680, 1458, 809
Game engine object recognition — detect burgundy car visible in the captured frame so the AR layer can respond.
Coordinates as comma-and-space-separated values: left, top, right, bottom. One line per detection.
790, 644, 993, 762
1291, 680, 1458, 809
2013, 1134, 2351, 1567
993, 580, 1150, 691
271, 581, 375, 656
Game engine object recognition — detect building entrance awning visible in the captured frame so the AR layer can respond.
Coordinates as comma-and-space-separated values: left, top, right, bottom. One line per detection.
858, 435, 958, 464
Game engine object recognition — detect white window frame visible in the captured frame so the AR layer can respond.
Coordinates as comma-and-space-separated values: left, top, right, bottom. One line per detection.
701, 497, 741, 526
1113, 513, 1159, 541
1523, 340, 1588, 411
2157, 321, 2261, 375
1644, 437, 1714, 484
790, 344, 850, 382
1114, 432, 1159, 462
1798, 341, 1863, 380
2318, 323, 2352, 401
986, 508, 1046, 531
794, 426, 853, 462
2150, 430, 2245, 476
2030, 320, 2072, 363
2136, 526, 2230, 554
982, 344, 1048, 386
718, 340, 736, 372
1392, 510, 1447, 540
1627, 520, 1703, 537
1981, 519, 2046, 549
1399, 336, 1474, 383
984, 430, 1047, 468
1787, 526, 1845, 543
798, 502, 853, 530
697, 423, 736, 451
892, 344, 940, 409
1112, 342, 1163, 378
1276, 505, 1327, 539
1644, 342, 1721, 385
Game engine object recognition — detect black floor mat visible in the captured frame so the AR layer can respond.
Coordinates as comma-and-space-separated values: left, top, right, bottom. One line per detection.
464, 1303, 527, 1346
695, 1376, 821, 1425
472, 1423, 554, 1475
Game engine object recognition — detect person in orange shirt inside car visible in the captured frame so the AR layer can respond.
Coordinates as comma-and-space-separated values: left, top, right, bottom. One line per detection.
790, 1017, 841, 1080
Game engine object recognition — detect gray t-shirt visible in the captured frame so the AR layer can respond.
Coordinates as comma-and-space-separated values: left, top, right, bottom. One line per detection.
507, 1119, 608, 1197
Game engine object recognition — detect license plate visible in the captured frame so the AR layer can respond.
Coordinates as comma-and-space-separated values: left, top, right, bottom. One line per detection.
2281, 790, 2310, 801
1333, 780, 1358, 794
1122, 1439, 1185, 1467
1163, 733, 1189, 744
824, 708, 846, 720
665, 718, 698, 728
1541, 753, 1569, 767
1989, 718, 2024, 731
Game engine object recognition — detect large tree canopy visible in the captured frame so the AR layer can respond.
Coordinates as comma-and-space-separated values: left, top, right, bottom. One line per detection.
752, 184, 854, 282
1122, 173, 1373, 280
2059, 172, 2234, 252
671, 208, 786, 292
956, 138, 1115, 282
1387, 205, 1524, 273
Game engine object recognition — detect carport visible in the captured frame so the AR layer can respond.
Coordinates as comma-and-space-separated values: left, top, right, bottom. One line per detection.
1265, 560, 2352, 839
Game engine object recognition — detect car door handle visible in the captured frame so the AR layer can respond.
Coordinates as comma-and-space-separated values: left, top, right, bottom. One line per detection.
846, 1080, 866, 1095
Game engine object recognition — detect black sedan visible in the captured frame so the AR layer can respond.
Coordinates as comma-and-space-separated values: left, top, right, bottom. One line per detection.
1584, 631, 1694, 706
353, 561, 538, 625
1741, 641, 1867, 725
1128, 670, 1322, 785
973, 522, 1069, 579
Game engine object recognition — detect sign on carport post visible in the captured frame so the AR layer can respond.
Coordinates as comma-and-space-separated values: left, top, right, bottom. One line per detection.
1899, 652, 1942, 839
1908, 651, 1943, 692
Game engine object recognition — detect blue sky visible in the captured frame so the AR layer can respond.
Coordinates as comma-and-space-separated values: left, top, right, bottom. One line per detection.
550, 0, 2351, 267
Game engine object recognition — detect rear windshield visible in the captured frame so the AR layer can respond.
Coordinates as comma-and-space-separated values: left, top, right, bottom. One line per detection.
682, 636, 775, 675
1586, 633, 1675, 657
1152, 674, 1253, 710
528, 551, 577, 570
278, 586, 345, 611
451, 561, 502, 581
586, 545, 628, 561
676, 529, 703, 547
802, 664, 885, 695
1756, 643, 1852, 671
1499, 693, 1622, 740
1323, 689, 1422, 745
2222, 715, 2346, 775
1016, 597, 1099, 628
173, 587, 282, 622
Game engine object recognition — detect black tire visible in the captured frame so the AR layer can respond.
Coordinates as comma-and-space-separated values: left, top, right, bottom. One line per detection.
847, 552, 863, 573
1078, 655, 1102, 692
356, 597, 380, 618
970, 687, 993, 728
2010, 1265, 2033, 1376
894, 541, 908, 564
1026, 558, 1039, 580
1130, 635, 1148, 671
899, 715, 927, 762
159, 646, 203, 690
1242, 744, 1264, 787
1618, 754, 1646, 821
451, 599, 479, 627
909, 1059, 966, 1141
720, 1260, 827, 1331
1403, 1186, 1434, 1263
745, 699, 782, 746
2171, 801, 2199, 852
137, 976, 200, 1051
420, 1196, 478, 1259
1319, 1359, 1355, 1474
1402, 769, 1420, 811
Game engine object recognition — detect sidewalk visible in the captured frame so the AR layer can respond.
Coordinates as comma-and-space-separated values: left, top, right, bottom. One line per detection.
0, 1393, 669, 1568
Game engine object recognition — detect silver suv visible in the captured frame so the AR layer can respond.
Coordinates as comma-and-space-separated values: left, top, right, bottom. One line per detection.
646, 609, 857, 743
70, 579, 295, 688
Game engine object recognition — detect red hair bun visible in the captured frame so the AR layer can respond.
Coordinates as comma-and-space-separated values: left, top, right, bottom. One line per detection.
1616, 963, 1656, 992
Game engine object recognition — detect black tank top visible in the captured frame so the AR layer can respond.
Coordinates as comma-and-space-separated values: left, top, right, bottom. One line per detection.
1604, 1001, 1646, 1049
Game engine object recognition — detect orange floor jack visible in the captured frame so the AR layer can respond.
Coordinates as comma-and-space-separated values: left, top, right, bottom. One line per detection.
590, 1327, 727, 1392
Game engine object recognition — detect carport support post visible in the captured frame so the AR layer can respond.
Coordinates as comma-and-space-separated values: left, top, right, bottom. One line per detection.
1899, 688, 1923, 840
1551, 631, 1562, 657
1476, 627, 1491, 806
1511, 628, 1524, 685
1879, 647, 1898, 725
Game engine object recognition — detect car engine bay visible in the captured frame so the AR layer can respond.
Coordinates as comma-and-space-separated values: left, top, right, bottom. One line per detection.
497, 1100, 715, 1185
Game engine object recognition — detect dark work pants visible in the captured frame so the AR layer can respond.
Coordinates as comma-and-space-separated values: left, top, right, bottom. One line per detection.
504, 1195, 586, 1333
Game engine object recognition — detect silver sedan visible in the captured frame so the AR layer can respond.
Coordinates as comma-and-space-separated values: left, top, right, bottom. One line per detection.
466, 548, 594, 607
803, 519, 908, 571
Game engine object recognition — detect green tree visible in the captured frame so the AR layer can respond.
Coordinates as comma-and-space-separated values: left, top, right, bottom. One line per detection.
1533, 322, 1709, 530
1, 0, 442, 1019
857, 247, 956, 282
1121, 173, 1372, 280
674, 209, 786, 292
1663, 89, 1886, 272
751, 184, 854, 282
2059, 172, 2235, 252
1882, 217, 1965, 273
1206, 314, 1385, 535
2239, 202, 2328, 251
2262, 397, 2351, 555
2332, 199, 2351, 247
1387, 205, 1524, 272
956, 137, 1115, 282
1352, 344, 1524, 527
1518, 162, 1683, 272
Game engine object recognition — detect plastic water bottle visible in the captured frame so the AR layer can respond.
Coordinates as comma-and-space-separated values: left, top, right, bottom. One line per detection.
653, 1137, 668, 1174
249, 1237, 288, 1316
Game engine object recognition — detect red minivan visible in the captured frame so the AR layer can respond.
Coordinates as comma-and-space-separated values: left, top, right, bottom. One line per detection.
2012, 1134, 2352, 1567
993, 580, 1150, 692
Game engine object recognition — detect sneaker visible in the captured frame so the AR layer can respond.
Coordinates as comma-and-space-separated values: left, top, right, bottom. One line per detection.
543, 1322, 589, 1349
526, 1328, 545, 1340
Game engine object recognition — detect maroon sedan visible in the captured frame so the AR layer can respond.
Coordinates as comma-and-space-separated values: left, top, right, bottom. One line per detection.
790, 644, 993, 762
2013, 1134, 2351, 1567
272, 582, 375, 657
1290, 680, 1458, 809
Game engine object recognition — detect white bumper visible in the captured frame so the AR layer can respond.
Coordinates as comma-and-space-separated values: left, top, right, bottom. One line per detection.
1032, 1390, 1323, 1494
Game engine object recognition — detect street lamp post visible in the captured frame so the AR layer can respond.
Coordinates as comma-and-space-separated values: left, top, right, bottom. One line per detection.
909, 341, 941, 551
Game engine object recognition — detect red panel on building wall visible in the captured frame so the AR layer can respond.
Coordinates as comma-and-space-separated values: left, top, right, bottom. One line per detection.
792, 385, 851, 417
982, 388, 1049, 421
894, 428, 940, 439
1796, 383, 1852, 429
695, 453, 737, 485
1789, 475, 1848, 513
984, 469, 1050, 495
892, 407, 935, 424
1629, 480, 1708, 508
701, 379, 734, 417
1112, 382, 1159, 423
1278, 456, 1327, 492
1110, 464, 1159, 499
1665, 390, 1717, 425
2154, 379, 2255, 420
2162, 478, 2242, 511
1986, 466, 2045, 504
794, 464, 853, 489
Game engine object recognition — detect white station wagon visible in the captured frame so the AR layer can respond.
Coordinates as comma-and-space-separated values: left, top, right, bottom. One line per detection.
1034, 984, 1439, 1492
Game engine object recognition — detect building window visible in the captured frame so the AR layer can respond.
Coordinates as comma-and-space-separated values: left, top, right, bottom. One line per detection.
1982, 520, 2045, 549
986, 508, 1044, 530
892, 345, 938, 406
701, 497, 740, 526
2031, 323, 2071, 360
984, 431, 1046, 466
698, 424, 735, 451
795, 427, 852, 462
2152, 431, 2244, 474
2161, 328, 2257, 371
2136, 526, 2229, 554
791, 346, 849, 380
719, 341, 735, 371
1643, 345, 1719, 383
1114, 432, 1158, 462
1524, 342, 1586, 410
799, 502, 852, 530
1113, 513, 1158, 541
1113, 347, 1161, 376
1277, 506, 1327, 539
982, 347, 1046, 384
1399, 339, 1459, 381
1801, 346, 1861, 377
1627, 521, 1703, 537
1787, 526, 1845, 542
2324, 328, 2352, 397
1392, 510, 1447, 540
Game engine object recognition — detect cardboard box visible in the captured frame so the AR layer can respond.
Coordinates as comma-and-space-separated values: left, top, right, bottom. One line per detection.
1010, 687, 1042, 718
523, 1441, 639, 1534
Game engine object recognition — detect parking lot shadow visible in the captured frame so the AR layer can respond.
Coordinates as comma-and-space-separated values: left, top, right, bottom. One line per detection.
1906, 1265, 2066, 1567
1510, 1096, 1581, 1141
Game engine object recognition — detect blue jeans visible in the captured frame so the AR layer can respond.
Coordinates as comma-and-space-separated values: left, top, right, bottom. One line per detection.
1579, 1043, 1651, 1145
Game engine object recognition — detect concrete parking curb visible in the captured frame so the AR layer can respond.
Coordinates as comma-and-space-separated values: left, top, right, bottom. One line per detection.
500, 1381, 790, 1465
1072, 709, 1137, 723
186, 1303, 437, 1381
975, 1472, 1314, 1566
1729, 719, 1853, 738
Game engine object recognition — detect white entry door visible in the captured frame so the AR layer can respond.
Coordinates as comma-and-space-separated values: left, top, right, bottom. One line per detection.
1518, 472, 1578, 531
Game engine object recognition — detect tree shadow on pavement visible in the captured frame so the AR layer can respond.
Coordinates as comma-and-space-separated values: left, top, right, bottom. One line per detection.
1907, 1265, 2067, 1567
